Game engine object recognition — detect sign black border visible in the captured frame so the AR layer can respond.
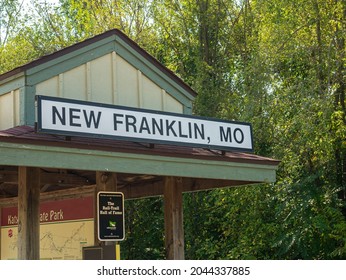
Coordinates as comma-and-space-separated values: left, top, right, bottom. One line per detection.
97, 191, 125, 242
36, 95, 254, 152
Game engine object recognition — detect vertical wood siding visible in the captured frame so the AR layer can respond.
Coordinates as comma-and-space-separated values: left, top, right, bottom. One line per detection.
35, 52, 183, 113
0, 90, 20, 130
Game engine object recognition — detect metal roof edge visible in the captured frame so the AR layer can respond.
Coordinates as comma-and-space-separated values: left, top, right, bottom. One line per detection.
0, 126, 280, 167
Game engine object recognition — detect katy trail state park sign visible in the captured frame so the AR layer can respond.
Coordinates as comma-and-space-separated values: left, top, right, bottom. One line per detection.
36, 95, 253, 152
97, 192, 125, 241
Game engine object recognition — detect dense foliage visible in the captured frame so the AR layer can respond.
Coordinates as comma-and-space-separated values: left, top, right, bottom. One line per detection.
1, 0, 345, 259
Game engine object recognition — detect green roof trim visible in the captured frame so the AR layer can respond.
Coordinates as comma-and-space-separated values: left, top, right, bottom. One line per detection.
0, 30, 196, 126
0, 30, 196, 101
0, 76, 25, 96
0, 141, 277, 183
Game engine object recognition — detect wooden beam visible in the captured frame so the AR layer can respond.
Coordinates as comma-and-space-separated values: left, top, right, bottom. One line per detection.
0, 171, 17, 183
121, 178, 253, 200
17, 167, 40, 260
164, 176, 184, 260
0, 170, 93, 186
183, 178, 253, 193
40, 172, 94, 187
121, 179, 163, 199
96, 172, 117, 192
0, 185, 95, 207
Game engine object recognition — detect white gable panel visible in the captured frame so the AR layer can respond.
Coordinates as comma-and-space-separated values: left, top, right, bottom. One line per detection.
141, 74, 163, 110
0, 90, 20, 130
141, 76, 183, 113
116, 55, 139, 107
89, 54, 113, 104
36, 76, 59, 97
165, 94, 184, 113
62, 65, 87, 100
35, 52, 185, 113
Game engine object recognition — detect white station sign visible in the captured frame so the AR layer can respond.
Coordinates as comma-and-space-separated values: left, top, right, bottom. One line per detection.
36, 95, 253, 152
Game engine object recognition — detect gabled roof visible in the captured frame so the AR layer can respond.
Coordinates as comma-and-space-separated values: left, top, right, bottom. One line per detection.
0, 125, 279, 199
0, 29, 196, 98
0, 29, 280, 201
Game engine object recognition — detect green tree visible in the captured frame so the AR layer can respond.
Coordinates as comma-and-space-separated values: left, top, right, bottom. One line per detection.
1, 0, 345, 259
0, 0, 22, 45
254, 0, 346, 258
122, 198, 165, 259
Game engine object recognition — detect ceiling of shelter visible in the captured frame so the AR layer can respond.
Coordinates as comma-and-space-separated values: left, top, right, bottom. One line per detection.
0, 165, 263, 204
0, 166, 162, 199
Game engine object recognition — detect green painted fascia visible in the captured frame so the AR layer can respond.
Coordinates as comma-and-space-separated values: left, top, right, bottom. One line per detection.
21, 86, 36, 125
25, 40, 116, 85
0, 75, 25, 96
0, 142, 277, 183
183, 105, 193, 115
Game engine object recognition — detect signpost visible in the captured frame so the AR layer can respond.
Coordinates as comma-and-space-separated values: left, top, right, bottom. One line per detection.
36, 95, 253, 152
97, 192, 125, 241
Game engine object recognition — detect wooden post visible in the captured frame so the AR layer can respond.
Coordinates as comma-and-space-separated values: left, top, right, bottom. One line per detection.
164, 176, 184, 260
96, 172, 118, 193
17, 167, 40, 260
94, 172, 117, 246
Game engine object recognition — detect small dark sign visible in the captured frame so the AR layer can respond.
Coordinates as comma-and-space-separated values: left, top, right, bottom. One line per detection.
97, 192, 125, 241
